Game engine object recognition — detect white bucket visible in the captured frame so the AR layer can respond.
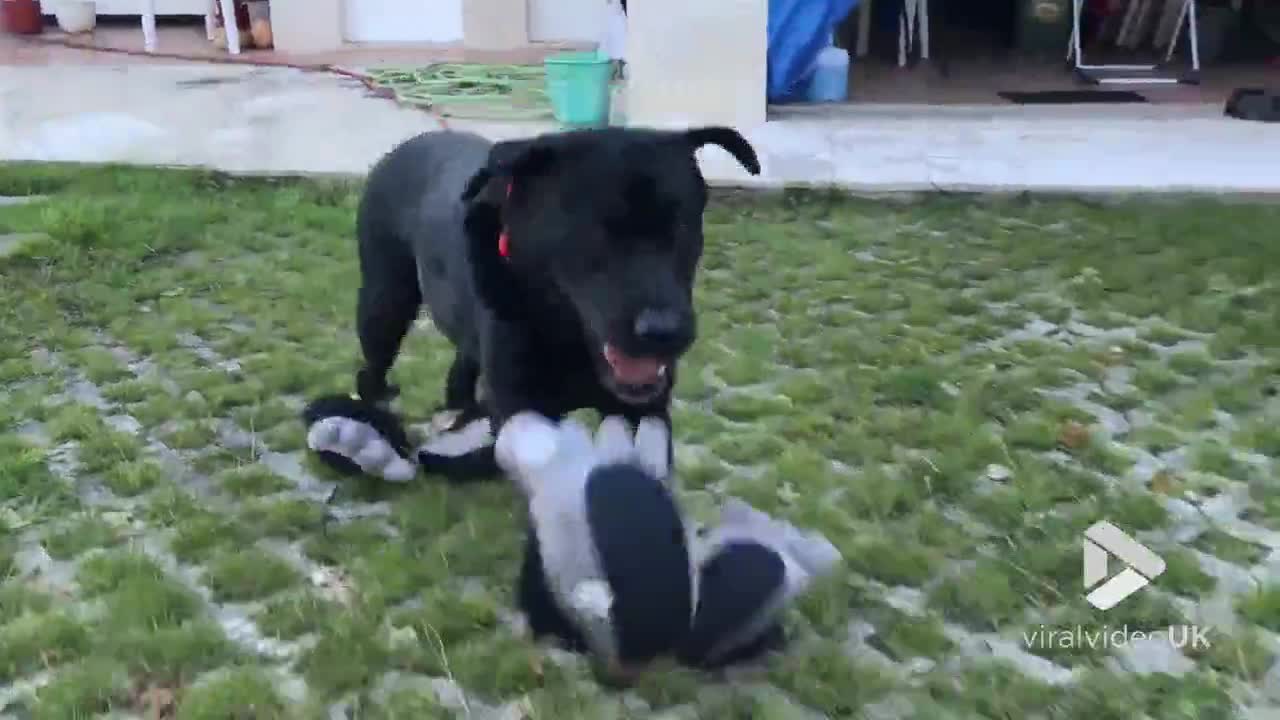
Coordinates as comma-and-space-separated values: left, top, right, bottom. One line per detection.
54, 0, 97, 34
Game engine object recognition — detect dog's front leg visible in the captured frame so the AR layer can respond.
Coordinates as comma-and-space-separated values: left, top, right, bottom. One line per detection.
479, 323, 571, 438
414, 323, 547, 483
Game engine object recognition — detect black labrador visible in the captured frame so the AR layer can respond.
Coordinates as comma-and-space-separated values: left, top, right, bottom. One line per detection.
353, 127, 761, 481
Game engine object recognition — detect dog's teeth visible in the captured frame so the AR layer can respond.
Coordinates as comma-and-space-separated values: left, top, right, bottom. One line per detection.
658, 365, 668, 377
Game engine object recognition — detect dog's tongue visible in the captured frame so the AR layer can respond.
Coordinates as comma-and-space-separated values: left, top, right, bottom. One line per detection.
603, 344, 662, 385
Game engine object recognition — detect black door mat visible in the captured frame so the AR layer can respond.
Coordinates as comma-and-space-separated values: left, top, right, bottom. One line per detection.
1224, 88, 1280, 122
998, 90, 1149, 104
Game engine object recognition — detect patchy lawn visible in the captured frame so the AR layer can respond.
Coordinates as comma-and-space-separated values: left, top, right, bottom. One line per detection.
2, 163, 1278, 718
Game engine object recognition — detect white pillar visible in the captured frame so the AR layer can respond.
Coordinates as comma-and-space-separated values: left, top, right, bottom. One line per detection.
270, 0, 344, 53
142, 0, 158, 53
217, 0, 241, 54
624, 0, 767, 130
463, 0, 529, 50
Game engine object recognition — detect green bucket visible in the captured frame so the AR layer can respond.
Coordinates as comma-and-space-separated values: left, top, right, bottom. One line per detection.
544, 51, 614, 128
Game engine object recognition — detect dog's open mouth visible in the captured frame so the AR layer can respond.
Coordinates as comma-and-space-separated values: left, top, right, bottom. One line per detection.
602, 343, 670, 403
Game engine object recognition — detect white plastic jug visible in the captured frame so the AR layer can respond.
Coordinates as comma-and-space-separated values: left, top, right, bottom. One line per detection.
806, 35, 850, 103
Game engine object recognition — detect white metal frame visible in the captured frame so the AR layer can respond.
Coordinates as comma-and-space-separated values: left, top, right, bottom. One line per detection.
857, 0, 873, 57
1067, 0, 1198, 84
141, 0, 238, 54
898, 0, 929, 66
855, 0, 930, 66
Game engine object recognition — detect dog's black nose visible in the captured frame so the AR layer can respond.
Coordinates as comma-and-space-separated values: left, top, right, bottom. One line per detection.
634, 308, 685, 344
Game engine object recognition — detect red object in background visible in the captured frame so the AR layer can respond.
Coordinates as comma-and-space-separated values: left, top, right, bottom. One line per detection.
213, 0, 251, 31
1, 0, 44, 35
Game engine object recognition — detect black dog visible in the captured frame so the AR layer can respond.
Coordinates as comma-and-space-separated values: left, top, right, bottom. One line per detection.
352, 127, 761, 481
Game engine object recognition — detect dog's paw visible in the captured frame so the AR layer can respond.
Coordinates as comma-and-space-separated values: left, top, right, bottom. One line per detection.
418, 417, 494, 458
381, 457, 418, 483
356, 369, 400, 405
306, 417, 343, 453
444, 404, 487, 433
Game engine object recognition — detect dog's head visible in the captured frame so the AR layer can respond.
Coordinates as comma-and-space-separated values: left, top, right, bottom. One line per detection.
461, 127, 761, 405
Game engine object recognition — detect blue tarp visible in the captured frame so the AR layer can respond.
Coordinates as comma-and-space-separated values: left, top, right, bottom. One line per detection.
767, 0, 860, 102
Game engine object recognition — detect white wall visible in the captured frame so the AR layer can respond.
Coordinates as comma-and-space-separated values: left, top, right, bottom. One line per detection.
529, 0, 604, 42
625, 0, 767, 131
343, 0, 463, 43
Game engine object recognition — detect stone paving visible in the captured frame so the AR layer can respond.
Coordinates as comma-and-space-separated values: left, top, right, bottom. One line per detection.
3, 63, 1280, 193
2, 164, 1279, 718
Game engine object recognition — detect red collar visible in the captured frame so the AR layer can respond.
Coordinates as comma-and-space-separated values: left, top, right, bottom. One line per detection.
498, 182, 513, 259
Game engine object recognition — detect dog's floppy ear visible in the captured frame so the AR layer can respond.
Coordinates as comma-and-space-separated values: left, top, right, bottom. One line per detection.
461, 166, 496, 205
682, 127, 761, 176
461, 138, 558, 321
461, 138, 558, 204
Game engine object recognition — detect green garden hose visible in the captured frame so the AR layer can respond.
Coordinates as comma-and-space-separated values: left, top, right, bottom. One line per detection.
365, 64, 555, 121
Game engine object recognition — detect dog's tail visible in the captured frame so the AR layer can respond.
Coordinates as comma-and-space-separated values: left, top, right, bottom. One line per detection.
416, 446, 502, 482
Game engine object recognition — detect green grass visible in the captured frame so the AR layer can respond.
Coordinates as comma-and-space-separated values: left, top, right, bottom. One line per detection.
1159, 548, 1218, 597
1192, 527, 1269, 567
29, 658, 130, 719
101, 378, 163, 405
62, 547, 239, 680
204, 547, 302, 603
170, 510, 256, 564
42, 514, 123, 560
1168, 350, 1215, 378
241, 497, 329, 539
103, 458, 165, 496
928, 559, 1024, 630
1141, 323, 1192, 347
865, 606, 953, 661
3, 162, 1279, 715
1127, 424, 1184, 454
216, 464, 291, 497
255, 592, 340, 640
0, 583, 53, 625
1185, 627, 1274, 683
175, 667, 289, 720
369, 686, 451, 719
299, 609, 391, 698
0, 610, 90, 681
1237, 585, 1280, 632
67, 347, 131, 385
1133, 362, 1184, 394
1191, 440, 1257, 481
1235, 419, 1280, 458
0, 435, 81, 518
161, 420, 219, 450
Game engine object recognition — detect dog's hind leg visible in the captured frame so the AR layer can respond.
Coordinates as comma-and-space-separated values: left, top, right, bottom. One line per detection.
355, 277, 421, 405
441, 352, 485, 431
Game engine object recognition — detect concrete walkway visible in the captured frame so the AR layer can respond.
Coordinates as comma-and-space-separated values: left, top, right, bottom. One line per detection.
3, 63, 1279, 194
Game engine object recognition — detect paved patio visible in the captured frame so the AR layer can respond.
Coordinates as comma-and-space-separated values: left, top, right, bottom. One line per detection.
2, 45, 1279, 194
